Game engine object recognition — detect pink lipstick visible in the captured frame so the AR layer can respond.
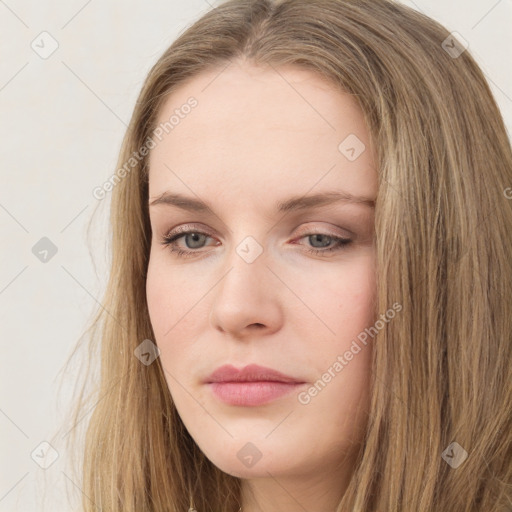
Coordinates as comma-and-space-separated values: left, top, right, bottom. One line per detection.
204, 364, 306, 406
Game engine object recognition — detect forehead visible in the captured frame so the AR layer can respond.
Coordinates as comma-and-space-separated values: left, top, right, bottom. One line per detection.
148, 60, 377, 210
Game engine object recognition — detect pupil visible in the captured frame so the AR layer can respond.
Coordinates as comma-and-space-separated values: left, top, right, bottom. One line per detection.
311, 234, 331, 248
186, 233, 204, 249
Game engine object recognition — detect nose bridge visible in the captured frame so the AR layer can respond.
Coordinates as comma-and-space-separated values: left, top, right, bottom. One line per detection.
216, 234, 269, 305
218, 208, 271, 271
209, 233, 282, 335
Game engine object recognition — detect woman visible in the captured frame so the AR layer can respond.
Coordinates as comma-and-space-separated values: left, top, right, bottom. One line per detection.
64, 0, 512, 510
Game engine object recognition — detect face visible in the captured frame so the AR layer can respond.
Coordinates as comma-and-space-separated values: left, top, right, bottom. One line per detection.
146, 60, 377, 488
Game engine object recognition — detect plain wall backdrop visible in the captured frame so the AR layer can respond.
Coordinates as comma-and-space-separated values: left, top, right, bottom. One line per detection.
1, 0, 511, 510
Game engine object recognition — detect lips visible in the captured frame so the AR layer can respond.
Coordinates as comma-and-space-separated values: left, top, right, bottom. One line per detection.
204, 363, 304, 384
204, 364, 306, 406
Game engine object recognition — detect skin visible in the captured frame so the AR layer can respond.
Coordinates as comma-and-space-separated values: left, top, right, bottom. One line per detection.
146, 58, 378, 512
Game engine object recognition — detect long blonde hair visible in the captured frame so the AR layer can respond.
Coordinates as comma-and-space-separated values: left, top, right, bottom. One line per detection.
62, 0, 512, 510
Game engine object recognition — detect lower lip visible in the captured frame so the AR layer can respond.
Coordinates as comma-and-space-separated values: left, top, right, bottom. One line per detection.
208, 381, 304, 406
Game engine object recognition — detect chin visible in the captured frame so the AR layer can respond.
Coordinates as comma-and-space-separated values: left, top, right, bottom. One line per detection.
198, 441, 295, 479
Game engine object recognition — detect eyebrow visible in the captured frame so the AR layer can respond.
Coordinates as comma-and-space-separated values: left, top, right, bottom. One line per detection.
149, 191, 375, 213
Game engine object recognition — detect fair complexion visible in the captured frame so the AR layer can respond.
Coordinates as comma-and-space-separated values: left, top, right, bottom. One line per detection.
146, 59, 377, 512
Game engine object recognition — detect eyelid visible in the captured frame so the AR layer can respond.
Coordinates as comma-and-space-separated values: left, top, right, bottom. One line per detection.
293, 223, 354, 239
164, 223, 215, 238
164, 222, 353, 241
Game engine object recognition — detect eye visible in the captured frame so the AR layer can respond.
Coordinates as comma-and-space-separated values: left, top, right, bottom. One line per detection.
299, 233, 352, 256
160, 227, 217, 259
160, 227, 352, 258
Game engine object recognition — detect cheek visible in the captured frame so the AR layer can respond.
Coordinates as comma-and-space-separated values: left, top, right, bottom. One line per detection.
146, 261, 169, 339
146, 254, 197, 339
306, 255, 377, 342
300, 257, 375, 405
301, 264, 375, 446
338, 266, 376, 328
145, 256, 206, 370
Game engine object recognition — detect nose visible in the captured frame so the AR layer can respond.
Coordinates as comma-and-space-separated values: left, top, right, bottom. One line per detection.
208, 250, 284, 339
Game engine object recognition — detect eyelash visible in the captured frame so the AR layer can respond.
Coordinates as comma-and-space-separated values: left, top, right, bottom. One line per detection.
159, 227, 352, 259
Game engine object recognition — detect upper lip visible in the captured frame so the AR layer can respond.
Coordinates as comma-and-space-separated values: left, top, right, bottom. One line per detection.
204, 364, 304, 384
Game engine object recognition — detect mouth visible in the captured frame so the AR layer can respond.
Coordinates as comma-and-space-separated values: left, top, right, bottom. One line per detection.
207, 381, 305, 406
204, 364, 306, 406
